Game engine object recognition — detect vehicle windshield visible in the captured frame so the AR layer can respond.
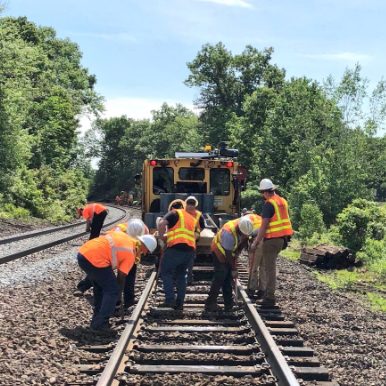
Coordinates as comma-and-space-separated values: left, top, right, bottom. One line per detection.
153, 167, 174, 194
210, 168, 230, 195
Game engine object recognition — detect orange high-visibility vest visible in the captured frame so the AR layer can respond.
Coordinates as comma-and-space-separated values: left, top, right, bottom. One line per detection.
79, 232, 136, 275
166, 209, 197, 250
247, 214, 262, 231
211, 219, 242, 262
265, 195, 293, 239
185, 206, 202, 239
82, 203, 106, 220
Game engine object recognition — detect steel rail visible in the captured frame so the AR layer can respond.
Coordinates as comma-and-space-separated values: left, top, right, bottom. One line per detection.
96, 271, 157, 386
0, 221, 87, 245
0, 206, 127, 265
236, 279, 300, 386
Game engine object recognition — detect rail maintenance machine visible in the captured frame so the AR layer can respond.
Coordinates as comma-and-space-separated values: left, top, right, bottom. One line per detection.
140, 142, 247, 258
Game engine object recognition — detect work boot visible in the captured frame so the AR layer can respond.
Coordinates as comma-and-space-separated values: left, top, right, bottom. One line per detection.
159, 301, 176, 308
204, 303, 218, 312
89, 327, 117, 337
174, 300, 183, 311
256, 290, 266, 300
256, 297, 276, 307
247, 289, 255, 297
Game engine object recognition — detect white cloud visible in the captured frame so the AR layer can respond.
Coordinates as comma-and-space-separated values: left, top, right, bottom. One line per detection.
78, 97, 197, 135
198, 0, 254, 9
301, 52, 373, 62
70, 32, 137, 42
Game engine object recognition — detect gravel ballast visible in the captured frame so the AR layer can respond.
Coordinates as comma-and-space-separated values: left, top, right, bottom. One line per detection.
0, 214, 385, 386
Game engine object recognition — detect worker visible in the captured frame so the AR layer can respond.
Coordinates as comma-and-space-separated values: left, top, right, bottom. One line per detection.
250, 179, 293, 306
106, 219, 151, 308
77, 203, 108, 240
244, 212, 265, 299
205, 216, 253, 312
77, 231, 157, 332
184, 196, 206, 284
109, 220, 149, 235
157, 200, 197, 310
75, 203, 108, 296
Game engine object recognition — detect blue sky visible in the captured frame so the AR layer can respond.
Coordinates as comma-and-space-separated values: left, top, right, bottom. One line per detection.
3, 0, 385, 130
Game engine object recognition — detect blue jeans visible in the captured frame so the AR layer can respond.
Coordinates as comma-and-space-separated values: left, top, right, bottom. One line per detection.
77, 253, 119, 329
160, 248, 195, 304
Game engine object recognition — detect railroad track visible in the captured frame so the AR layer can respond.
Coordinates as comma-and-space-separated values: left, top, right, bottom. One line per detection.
71, 256, 339, 386
0, 204, 128, 264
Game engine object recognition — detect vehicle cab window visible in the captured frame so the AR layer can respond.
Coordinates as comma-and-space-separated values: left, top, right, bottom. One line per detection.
153, 167, 174, 194
210, 168, 230, 196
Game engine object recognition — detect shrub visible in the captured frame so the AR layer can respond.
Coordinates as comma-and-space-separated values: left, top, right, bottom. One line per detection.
241, 188, 264, 212
298, 203, 325, 241
332, 199, 386, 252
0, 203, 30, 220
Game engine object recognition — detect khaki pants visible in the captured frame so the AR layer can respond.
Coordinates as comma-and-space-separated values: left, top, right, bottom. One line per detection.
248, 242, 265, 292
262, 238, 284, 300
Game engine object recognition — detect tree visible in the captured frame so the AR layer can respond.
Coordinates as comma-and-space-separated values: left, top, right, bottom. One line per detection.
185, 43, 285, 145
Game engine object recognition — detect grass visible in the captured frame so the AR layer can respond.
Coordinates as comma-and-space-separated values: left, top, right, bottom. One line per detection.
282, 237, 386, 312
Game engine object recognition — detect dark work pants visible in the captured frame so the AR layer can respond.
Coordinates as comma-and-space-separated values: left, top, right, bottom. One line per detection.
77, 254, 119, 329
123, 263, 137, 306
206, 253, 233, 307
77, 210, 108, 292
90, 210, 107, 240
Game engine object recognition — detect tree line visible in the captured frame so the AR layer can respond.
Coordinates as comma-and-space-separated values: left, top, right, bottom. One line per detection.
0, 15, 102, 220
2, 14, 386, 269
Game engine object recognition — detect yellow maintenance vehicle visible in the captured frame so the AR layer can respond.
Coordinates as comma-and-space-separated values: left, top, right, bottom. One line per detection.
140, 142, 246, 254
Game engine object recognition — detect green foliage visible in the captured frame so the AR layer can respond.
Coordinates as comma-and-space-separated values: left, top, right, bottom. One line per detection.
240, 188, 263, 212
298, 203, 325, 241
89, 104, 205, 200
185, 43, 284, 145
331, 199, 386, 252
0, 203, 30, 220
357, 238, 386, 276
0, 15, 101, 221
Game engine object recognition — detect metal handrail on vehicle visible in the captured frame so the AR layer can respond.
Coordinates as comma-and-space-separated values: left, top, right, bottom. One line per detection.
96, 272, 157, 386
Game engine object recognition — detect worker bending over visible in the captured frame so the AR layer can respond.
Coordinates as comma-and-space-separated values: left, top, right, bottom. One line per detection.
77, 203, 107, 239
158, 200, 197, 310
205, 217, 253, 312
250, 179, 293, 306
75, 203, 108, 296
77, 231, 156, 332
184, 196, 206, 284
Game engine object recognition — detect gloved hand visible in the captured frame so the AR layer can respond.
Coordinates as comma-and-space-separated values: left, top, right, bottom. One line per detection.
231, 270, 238, 279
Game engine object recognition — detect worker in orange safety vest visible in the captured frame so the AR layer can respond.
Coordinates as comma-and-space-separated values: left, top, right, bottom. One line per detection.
75, 203, 108, 296
77, 231, 156, 332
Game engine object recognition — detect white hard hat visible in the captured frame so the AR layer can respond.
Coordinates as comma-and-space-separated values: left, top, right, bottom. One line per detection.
138, 235, 157, 253
238, 217, 253, 236
127, 219, 146, 237
185, 196, 198, 207
258, 178, 275, 191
